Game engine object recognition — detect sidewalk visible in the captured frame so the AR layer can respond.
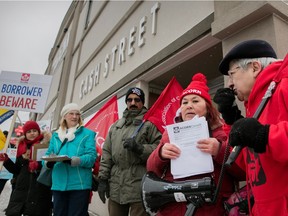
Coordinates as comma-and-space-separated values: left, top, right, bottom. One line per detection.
0, 181, 104, 216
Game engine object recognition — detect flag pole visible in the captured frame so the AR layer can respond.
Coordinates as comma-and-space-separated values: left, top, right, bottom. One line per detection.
131, 120, 146, 138
0, 110, 18, 171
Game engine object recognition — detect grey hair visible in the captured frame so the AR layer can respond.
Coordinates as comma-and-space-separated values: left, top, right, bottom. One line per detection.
231, 57, 277, 71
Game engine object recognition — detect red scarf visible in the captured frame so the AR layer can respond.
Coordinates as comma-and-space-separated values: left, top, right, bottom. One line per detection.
17, 134, 44, 158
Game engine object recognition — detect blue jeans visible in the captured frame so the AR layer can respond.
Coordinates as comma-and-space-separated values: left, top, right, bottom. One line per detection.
52, 190, 90, 216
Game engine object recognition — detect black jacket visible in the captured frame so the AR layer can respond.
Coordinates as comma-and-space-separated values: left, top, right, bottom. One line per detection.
3, 133, 52, 216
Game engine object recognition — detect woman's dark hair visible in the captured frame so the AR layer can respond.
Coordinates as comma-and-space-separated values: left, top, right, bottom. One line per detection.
205, 101, 222, 128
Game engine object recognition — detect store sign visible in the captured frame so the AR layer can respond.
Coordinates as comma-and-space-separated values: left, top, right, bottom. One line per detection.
79, 2, 161, 99
0, 71, 52, 113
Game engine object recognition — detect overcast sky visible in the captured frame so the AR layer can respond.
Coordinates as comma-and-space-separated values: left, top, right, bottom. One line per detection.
0, 0, 72, 131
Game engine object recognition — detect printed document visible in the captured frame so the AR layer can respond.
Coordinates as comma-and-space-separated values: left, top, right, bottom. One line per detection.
166, 116, 214, 179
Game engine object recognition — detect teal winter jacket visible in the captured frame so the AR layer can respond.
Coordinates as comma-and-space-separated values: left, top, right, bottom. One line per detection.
45, 126, 96, 191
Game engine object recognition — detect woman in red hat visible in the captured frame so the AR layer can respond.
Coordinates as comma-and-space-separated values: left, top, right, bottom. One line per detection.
146, 73, 245, 216
0, 120, 52, 216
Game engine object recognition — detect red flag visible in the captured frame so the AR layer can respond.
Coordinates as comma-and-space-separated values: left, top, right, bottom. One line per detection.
85, 95, 118, 175
85, 95, 118, 149
144, 77, 183, 133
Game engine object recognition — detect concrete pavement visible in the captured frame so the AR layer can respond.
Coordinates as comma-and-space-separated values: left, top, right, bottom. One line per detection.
0, 180, 11, 216
0, 180, 103, 216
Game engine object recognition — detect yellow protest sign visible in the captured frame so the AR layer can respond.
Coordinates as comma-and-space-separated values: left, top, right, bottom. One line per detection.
0, 129, 6, 150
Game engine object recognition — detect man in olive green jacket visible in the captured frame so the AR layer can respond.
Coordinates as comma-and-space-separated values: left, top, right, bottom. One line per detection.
98, 87, 162, 216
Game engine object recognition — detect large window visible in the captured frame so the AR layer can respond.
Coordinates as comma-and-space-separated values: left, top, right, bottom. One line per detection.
84, 0, 93, 30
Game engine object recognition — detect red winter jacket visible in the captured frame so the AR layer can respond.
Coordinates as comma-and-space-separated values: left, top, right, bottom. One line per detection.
146, 125, 245, 216
238, 56, 288, 216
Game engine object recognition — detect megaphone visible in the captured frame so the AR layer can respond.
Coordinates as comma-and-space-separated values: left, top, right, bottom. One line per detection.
141, 172, 215, 215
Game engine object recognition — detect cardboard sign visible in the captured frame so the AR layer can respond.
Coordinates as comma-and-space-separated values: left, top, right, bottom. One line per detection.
32, 143, 49, 161
0, 148, 17, 179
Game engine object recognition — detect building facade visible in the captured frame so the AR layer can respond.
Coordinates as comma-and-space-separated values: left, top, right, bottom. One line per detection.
36, 1, 288, 215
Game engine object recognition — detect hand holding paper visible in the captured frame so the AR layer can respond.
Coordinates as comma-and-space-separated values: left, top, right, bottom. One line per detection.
166, 116, 214, 179
196, 137, 221, 157
160, 143, 181, 159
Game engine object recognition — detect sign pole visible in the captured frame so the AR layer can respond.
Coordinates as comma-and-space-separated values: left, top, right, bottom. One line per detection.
0, 110, 18, 171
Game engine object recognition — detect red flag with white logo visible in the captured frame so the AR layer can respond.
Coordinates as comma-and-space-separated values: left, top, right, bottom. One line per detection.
85, 95, 118, 175
144, 77, 183, 133
85, 95, 118, 149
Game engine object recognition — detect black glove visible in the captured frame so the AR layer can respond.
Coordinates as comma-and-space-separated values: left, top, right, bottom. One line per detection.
123, 138, 144, 155
46, 161, 56, 169
63, 160, 70, 164
229, 118, 270, 153
98, 179, 110, 204
213, 88, 243, 125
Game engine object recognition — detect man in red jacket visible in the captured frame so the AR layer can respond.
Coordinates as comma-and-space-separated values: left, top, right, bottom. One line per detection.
215, 39, 288, 216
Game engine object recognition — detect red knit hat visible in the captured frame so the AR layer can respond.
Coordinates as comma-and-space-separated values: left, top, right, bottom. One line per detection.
22, 121, 41, 135
180, 73, 211, 104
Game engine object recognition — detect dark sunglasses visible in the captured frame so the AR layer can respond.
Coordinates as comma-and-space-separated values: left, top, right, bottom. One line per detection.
126, 98, 141, 103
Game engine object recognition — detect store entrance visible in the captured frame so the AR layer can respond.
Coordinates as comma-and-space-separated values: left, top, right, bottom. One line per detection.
141, 34, 224, 108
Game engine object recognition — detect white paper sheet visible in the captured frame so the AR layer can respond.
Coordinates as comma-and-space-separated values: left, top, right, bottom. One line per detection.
166, 116, 214, 179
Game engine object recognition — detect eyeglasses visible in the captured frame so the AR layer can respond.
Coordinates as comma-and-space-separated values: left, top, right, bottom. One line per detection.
126, 98, 141, 103
228, 66, 240, 75
67, 112, 81, 116
228, 62, 253, 77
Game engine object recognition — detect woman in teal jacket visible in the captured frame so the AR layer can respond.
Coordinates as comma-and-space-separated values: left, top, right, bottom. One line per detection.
44, 103, 96, 216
